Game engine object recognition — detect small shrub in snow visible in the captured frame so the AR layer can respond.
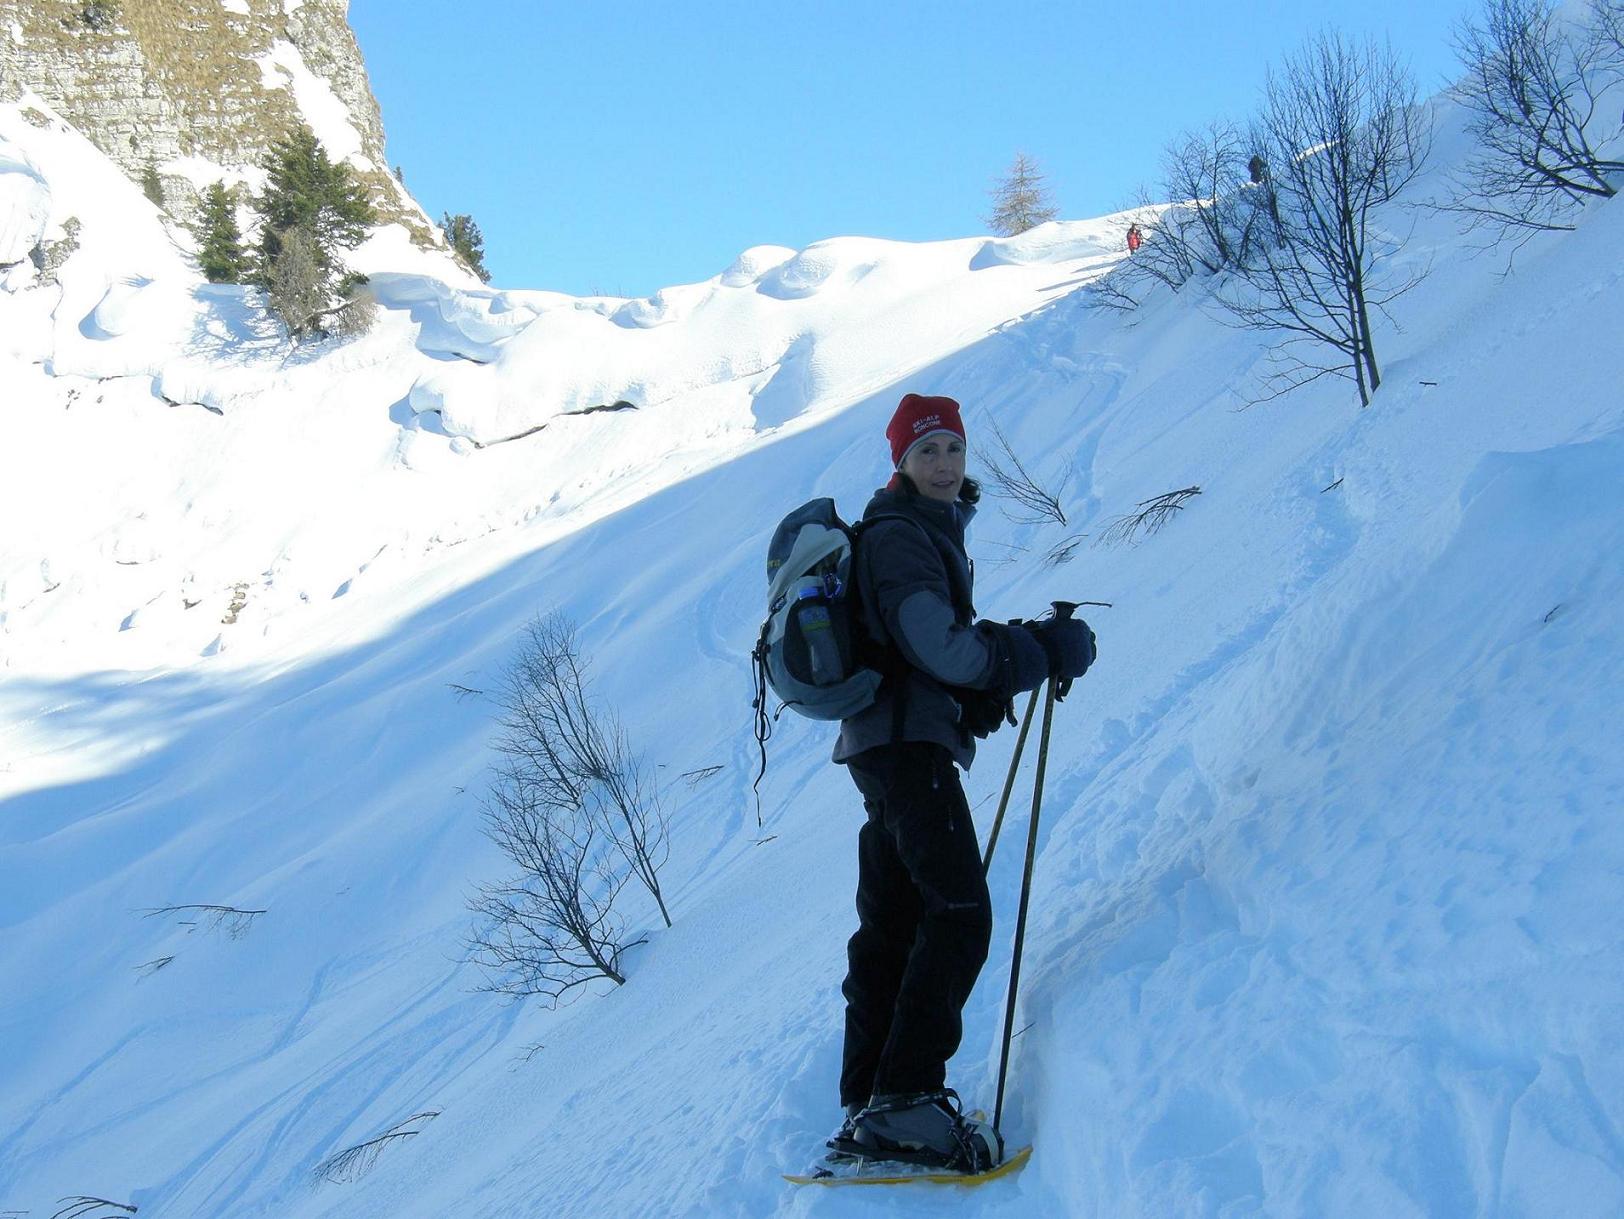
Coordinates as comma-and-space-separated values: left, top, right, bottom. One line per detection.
1098, 485, 1202, 548
313, 1111, 440, 1184
986, 152, 1059, 236
976, 417, 1070, 525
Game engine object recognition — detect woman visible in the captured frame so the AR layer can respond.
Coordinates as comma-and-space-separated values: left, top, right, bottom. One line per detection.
827, 393, 1095, 1170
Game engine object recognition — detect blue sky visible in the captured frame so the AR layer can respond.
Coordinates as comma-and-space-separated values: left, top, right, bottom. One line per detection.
350, 0, 1470, 298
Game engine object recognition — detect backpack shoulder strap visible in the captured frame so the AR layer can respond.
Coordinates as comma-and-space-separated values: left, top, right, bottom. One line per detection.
849, 512, 929, 744
847, 511, 921, 657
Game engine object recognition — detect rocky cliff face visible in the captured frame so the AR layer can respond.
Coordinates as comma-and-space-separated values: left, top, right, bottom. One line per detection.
0, 0, 431, 241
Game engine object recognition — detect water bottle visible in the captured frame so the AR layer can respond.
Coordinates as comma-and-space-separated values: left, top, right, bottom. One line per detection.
796, 578, 843, 686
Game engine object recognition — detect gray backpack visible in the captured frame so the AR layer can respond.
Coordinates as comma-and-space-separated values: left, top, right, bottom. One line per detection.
749, 499, 907, 815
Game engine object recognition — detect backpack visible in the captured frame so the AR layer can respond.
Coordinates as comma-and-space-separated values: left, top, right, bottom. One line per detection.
748, 498, 907, 819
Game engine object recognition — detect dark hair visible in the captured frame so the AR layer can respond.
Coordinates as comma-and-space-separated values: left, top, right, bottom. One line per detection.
893, 471, 981, 505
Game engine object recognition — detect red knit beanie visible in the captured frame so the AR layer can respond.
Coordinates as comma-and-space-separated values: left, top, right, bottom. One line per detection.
887, 393, 966, 468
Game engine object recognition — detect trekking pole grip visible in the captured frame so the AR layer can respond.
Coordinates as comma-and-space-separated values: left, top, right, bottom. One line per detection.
1049, 601, 1079, 700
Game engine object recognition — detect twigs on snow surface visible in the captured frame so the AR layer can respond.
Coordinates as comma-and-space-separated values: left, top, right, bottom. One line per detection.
51, 1199, 136, 1219
313, 1112, 442, 1184
976, 419, 1070, 526
139, 904, 266, 939
1097, 486, 1202, 547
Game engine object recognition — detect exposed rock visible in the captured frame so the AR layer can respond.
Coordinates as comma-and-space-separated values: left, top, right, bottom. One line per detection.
0, 0, 437, 245
34, 214, 80, 283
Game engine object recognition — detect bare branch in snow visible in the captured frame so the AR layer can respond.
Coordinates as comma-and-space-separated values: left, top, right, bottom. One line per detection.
976, 418, 1069, 526
1098, 486, 1203, 548
313, 1112, 441, 1184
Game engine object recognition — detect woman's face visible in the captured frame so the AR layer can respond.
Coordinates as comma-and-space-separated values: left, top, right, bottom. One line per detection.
900, 433, 966, 504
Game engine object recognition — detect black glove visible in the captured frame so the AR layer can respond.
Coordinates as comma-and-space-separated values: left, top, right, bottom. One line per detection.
1025, 617, 1096, 699
955, 688, 1016, 739
981, 620, 1050, 700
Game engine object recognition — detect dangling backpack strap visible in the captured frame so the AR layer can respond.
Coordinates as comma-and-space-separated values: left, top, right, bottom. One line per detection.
749, 625, 773, 827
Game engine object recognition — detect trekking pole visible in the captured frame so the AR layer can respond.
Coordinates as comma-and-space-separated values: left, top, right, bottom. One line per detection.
992, 601, 1076, 1138
982, 687, 1041, 875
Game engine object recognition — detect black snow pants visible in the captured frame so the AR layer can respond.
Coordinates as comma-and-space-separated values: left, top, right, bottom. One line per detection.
839, 741, 993, 1107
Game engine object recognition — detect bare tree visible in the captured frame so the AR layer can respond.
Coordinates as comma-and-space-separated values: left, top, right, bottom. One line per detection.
470, 765, 642, 1000
986, 152, 1060, 236
1149, 123, 1268, 283
495, 614, 671, 927
266, 225, 326, 341
468, 613, 671, 1003
265, 231, 376, 343
1597, 0, 1624, 60
326, 276, 378, 339
1448, 0, 1624, 248
1093, 124, 1269, 309
976, 418, 1069, 525
1217, 32, 1431, 406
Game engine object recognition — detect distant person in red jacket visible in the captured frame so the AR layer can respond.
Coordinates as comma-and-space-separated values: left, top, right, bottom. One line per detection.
1126, 223, 1143, 254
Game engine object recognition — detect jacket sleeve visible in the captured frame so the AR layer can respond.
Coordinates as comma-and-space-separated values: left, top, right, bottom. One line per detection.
863, 520, 1048, 696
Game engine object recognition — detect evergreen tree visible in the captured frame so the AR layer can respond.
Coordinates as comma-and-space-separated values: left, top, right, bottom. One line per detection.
440, 212, 492, 283
251, 124, 377, 339
986, 152, 1060, 236
197, 181, 246, 283
253, 124, 375, 282
141, 164, 164, 208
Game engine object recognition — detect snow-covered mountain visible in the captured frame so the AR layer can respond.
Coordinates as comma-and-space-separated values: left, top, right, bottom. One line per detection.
2, 68, 1622, 1219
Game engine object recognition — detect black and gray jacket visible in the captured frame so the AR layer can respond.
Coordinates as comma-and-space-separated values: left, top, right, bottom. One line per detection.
833, 485, 1048, 770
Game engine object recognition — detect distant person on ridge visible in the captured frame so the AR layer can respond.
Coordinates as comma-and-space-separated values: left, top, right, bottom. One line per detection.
824, 393, 1096, 1172
1126, 223, 1143, 254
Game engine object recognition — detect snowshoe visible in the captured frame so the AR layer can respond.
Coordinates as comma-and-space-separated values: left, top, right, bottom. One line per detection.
785, 1144, 1033, 1187
843, 1088, 1003, 1173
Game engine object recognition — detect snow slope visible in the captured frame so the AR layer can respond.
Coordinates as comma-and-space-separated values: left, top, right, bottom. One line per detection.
2, 87, 1622, 1219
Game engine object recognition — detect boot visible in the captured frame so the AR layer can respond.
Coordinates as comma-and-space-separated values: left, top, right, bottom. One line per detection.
853, 1088, 1002, 1172
823, 1102, 865, 1161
